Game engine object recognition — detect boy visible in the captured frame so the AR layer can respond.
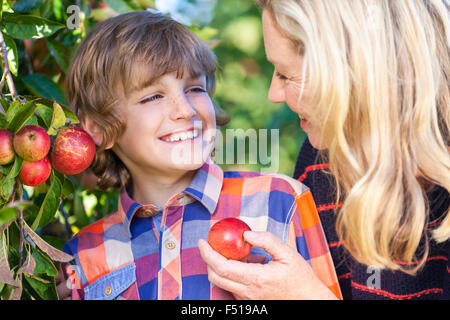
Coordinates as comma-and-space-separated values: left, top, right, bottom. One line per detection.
60, 11, 340, 300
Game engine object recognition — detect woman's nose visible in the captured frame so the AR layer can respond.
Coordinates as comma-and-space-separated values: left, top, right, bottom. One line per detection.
267, 73, 285, 104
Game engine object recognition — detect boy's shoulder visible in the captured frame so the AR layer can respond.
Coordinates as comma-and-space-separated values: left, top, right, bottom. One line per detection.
222, 170, 310, 196
64, 210, 123, 255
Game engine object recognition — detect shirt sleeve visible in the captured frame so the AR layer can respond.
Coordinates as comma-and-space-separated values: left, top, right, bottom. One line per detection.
62, 261, 85, 300
289, 188, 343, 300
61, 241, 85, 300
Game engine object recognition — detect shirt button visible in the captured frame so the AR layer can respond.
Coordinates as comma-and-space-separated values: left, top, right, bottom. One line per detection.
104, 284, 112, 296
166, 240, 176, 250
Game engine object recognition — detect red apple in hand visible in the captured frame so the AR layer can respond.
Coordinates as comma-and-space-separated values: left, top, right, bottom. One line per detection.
19, 156, 51, 186
50, 126, 96, 175
13, 125, 51, 161
208, 217, 253, 260
0, 129, 15, 165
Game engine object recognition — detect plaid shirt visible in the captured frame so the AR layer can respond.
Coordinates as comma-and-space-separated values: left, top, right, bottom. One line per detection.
63, 159, 342, 300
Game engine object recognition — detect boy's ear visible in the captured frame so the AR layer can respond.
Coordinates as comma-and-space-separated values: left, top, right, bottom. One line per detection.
81, 116, 114, 150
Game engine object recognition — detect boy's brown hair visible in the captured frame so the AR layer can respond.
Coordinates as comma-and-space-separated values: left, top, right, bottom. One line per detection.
65, 10, 230, 190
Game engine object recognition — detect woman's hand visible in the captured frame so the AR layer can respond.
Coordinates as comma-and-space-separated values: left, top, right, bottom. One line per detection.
198, 231, 337, 300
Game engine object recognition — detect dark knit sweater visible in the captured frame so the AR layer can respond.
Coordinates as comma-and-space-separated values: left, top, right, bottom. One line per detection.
293, 138, 450, 300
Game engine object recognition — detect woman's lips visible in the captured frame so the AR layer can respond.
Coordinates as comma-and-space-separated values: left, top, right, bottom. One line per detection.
300, 118, 313, 132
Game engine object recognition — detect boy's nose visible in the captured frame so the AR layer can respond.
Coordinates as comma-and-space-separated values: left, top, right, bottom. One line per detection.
170, 94, 197, 120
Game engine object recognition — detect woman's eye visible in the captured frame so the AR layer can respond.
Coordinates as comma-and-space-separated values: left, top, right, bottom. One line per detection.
275, 71, 288, 81
140, 94, 162, 104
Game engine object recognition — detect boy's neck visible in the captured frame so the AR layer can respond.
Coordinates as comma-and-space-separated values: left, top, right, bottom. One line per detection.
129, 170, 197, 208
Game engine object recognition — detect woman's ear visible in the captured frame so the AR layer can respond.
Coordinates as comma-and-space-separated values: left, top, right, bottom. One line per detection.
80, 116, 114, 150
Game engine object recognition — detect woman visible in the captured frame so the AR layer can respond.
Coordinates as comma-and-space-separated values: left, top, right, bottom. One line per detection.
198, 0, 449, 299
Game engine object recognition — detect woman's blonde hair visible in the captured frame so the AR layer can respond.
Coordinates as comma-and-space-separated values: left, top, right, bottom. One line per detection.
257, 0, 450, 274
65, 11, 230, 190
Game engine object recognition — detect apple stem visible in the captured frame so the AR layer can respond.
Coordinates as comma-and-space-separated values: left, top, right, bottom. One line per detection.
0, 29, 20, 105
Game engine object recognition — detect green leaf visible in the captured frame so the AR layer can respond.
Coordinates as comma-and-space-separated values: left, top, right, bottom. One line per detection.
60, 105, 79, 124
0, 176, 14, 205
52, 0, 62, 20
24, 273, 57, 300
0, 98, 9, 113
31, 172, 61, 230
61, 176, 75, 198
0, 112, 6, 128
5, 99, 20, 123
35, 103, 52, 127
6, 100, 37, 133
11, 0, 44, 13
32, 249, 57, 277
1, 12, 65, 40
0, 201, 33, 224
47, 101, 66, 135
45, 37, 69, 73
22, 74, 67, 106
4, 155, 22, 181
31, 171, 62, 229
2, 34, 18, 76
0, 206, 16, 224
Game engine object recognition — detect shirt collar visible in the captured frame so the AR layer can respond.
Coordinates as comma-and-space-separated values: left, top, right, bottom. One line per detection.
118, 157, 224, 233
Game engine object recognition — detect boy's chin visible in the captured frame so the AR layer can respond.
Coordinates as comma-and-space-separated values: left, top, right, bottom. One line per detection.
167, 152, 210, 171
166, 141, 214, 169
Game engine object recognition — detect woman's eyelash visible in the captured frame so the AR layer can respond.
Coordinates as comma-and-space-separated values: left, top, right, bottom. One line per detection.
276, 72, 288, 80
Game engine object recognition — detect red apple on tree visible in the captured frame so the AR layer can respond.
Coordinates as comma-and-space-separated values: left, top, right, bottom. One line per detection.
50, 126, 96, 175
13, 125, 51, 161
19, 156, 52, 186
208, 217, 253, 260
0, 129, 15, 165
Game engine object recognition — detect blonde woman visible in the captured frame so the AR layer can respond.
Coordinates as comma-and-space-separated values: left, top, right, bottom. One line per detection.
199, 0, 449, 299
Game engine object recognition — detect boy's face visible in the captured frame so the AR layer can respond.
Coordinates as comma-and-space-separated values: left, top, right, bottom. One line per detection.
112, 70, 216, 178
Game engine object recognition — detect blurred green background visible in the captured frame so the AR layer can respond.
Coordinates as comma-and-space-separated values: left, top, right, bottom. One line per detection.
210, 0, 306, 175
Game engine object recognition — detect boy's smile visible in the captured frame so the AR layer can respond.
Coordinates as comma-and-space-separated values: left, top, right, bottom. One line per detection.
112, 70, 216, 184
159, 126, 200, 143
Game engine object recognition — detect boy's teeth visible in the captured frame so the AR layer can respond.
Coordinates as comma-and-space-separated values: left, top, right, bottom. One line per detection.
165, 129, 199, 142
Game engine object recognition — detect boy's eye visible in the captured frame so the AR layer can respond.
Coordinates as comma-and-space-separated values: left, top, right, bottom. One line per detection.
140, 94, 162, 104
187, 87, 207, 93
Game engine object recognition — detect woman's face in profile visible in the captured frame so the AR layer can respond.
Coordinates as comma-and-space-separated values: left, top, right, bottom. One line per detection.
262, 9, 325, 150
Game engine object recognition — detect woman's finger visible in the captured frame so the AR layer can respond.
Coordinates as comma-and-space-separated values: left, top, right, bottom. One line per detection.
206, 265, 249, 298
243, 231, 295, 261
198, 239, 264, 284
